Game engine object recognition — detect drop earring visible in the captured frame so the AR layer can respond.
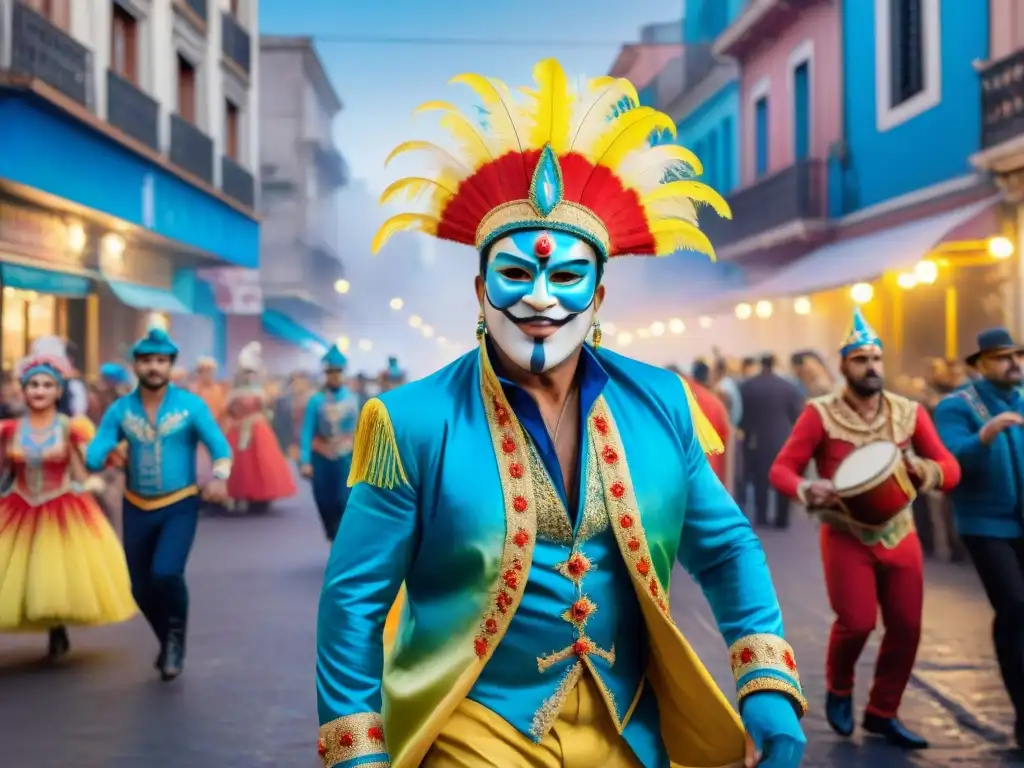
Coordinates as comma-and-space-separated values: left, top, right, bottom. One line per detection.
476, 311, 487, 341
591, 318, 602, 349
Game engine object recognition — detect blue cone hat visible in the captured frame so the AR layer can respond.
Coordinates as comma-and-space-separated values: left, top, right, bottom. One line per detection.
131, 327, 179, 358
322, 344, 348, 371
840, 306, 882, 358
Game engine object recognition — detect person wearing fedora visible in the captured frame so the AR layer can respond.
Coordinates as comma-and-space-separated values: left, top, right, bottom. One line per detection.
934, 327, 1024, 749
769, 307, 961, 750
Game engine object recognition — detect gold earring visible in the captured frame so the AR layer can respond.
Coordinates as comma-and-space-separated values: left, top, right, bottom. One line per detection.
476, 311, 487, 340
591, 318, 602, 349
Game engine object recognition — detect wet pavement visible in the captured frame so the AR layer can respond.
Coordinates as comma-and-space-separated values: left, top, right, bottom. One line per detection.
0, 485, 1021, 767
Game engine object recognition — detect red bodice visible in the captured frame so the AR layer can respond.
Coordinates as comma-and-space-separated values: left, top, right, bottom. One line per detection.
1, 416, 92, 504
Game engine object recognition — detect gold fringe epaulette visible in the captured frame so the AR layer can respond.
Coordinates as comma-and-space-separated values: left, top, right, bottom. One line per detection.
346, 398, 410, 489
678, 376, 725, 456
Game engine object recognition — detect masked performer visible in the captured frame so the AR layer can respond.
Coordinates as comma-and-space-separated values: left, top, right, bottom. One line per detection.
0, 349, 135, 659
300, 345, 358, 541
769, 308, 960, 749
224, 342, 296, 510
85, 327, 232, 681
315, 59, 807, 768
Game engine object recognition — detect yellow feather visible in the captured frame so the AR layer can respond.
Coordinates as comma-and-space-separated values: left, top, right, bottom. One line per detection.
594, 112, 678, 171
371, 213, 439, 255
449, 73, 527, 155
582, 106, 656, 164
438, 111, 495, 170
384, 140, 469, 174
649, 219, 718, 259
570, 77, 641, 152
379, 177, 457, 214
679, 376, 725, 455
525, 58, 574, 153
413, 99, 460, 115
646, 197, 699, 225
642, 181, 732, 220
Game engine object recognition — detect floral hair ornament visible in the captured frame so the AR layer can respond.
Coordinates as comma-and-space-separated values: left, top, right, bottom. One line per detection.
17, 353, 71, 388
372, 58, 731, 260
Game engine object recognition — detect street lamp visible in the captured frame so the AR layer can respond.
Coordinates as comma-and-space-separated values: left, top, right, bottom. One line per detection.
334, 279, 350, 294
408, 315, 422, 328
989, 236, 1014, 260
849, 282, 874, 304
389, 297, 404, 310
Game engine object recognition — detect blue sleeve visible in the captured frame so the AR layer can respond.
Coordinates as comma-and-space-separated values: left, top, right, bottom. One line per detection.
934, 396, 987, 473
192, 397, 231, 463
675, 390, 806, 716
84, 401, 123, 472
316, 400, 417, 767
300, 394, 320, 467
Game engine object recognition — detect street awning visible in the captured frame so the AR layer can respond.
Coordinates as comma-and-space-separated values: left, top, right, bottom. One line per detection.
1, 263, 91, 297
261, 308, 328, 353
703, 196, 1001, 307
107, 280, 193, 314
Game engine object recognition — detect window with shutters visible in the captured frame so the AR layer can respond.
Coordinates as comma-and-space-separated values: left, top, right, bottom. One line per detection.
874, 0, 942, 131
111, 4, 138, 84
225, 100, 240, 161
24, 0, 70, 30
177, 55, 196, 123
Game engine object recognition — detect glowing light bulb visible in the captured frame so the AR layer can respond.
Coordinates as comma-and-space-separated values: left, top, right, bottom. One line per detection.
616, 332, 633, 346
698, 315, 712, 329
914, 260, 938, 285
850, 282, 874, 304
334, 279, 350, 294
389, 297, 404, 310
755, 300, 773, 318
408, 315, 422, 328
668, 318, 685, 334
896, 273, 917, 290
989, 236, 1014, 259
793, 297, 812, 315
735, 303, 752, 320
650, 321, 666, 337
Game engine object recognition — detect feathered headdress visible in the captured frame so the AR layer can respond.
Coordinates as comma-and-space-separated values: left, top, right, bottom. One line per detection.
237, 341, 262, 372
16, 352, 70, 386
372, 58, 731, 260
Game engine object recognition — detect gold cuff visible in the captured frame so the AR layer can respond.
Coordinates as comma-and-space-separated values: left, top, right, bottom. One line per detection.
913, 458, 941, 492
729, 634, 802, 687
736, 677, 809, 717
317, 712, 388, 768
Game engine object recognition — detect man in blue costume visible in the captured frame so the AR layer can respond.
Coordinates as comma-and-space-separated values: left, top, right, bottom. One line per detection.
316, 59, 806, 768
379, 355, 406, 393
86, 327, 232, 681
301, 344, 359, 541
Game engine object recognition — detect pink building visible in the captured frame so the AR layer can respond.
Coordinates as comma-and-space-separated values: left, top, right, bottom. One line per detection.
988, 0, 1024, 60
710, 0, 842, 263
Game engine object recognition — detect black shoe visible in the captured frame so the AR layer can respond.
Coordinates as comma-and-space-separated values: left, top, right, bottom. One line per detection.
159, 622, 185, 682
46, 627, 70, 661
826, 692, 854, 737
862, 713, 929, 749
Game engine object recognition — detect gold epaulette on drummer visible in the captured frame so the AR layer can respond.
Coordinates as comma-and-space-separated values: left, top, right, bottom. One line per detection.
347, 398, 410, 490
678, 376, 725, 455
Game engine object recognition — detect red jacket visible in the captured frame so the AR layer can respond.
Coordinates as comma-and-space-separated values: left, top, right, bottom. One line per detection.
686, 378, 730, 484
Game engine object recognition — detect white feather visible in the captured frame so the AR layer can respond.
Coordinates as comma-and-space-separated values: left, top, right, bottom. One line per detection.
569, 77, 641, 153
616, 145, 699, 195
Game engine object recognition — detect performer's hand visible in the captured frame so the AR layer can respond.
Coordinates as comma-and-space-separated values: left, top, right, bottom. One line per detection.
300, 463, 313, 479
980, 411, 1024, 445
805, 480, 839, 508
741, 691, 806, 767
202, 479, 229, 504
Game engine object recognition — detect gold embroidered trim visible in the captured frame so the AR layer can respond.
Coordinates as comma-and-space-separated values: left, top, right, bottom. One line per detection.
728, 633, 802, 688
589, 398, 671, 616
524, 438, 573, 544
736, 678, 808, 717
820, 506, 915, 549
810, 391, 917, 447
476, 199, 611, 255
561, 595, 597, 629
530, 661, 585, 741
537, 636, 615, 673
576, 440, 611, 543
474, 344, 538, 662
317, 712, 387, 768
347, 398, 409, 490
555, 551, 594, 585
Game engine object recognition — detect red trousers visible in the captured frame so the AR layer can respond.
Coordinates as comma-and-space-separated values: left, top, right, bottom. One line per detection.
820, 524, 924, 718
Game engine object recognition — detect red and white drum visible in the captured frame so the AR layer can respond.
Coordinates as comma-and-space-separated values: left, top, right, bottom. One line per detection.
832, 441, 917, 526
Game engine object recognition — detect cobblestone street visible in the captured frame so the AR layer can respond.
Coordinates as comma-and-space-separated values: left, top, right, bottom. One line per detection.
0, 486, 1021, 767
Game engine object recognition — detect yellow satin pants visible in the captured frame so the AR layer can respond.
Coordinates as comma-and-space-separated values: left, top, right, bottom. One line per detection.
423, 671, 644, 768
383, 585, 405, 650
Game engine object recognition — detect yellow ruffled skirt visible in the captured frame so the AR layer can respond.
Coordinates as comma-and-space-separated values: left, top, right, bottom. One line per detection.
0, 490, 137, 630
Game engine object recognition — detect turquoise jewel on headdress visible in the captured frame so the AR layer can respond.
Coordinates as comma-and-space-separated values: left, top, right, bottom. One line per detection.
322, 344, 347, 371
528, 144, 564, 217
131, 328, 179, 359
840, 306, 883, 357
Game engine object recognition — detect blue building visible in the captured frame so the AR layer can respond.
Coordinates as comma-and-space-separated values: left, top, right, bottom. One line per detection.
0, 1, 260, 373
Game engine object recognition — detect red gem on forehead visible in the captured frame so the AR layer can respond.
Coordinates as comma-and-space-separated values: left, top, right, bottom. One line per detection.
534, 234, 553, 256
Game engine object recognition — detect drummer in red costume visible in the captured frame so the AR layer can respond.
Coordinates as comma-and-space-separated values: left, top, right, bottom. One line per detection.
769, 307, 960, 749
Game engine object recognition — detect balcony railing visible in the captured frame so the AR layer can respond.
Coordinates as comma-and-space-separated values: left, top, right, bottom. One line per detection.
106, 70, 159, 150
221, 12, 250, 74
980, 49, 1024, 152
169, 114, 214, 183
701, 158, 826, 249
221, 155, 254, 208
314, 143, 349, 189
8, 2, 93, 109
181, 0, 207, 22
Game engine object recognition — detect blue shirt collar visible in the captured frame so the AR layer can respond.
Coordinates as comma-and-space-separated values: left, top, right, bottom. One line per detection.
484, 338, 609, 413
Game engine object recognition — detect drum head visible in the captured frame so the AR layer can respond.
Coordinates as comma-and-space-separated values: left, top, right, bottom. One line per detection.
833, 442, 900, 492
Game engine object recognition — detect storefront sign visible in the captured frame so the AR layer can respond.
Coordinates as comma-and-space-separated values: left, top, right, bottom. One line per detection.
0, 204, 85, 268
197, 267, 262, 314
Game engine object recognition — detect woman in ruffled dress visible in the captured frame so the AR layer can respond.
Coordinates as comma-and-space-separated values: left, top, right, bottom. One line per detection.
224, 342, 296, 512
0, 348, 135, 659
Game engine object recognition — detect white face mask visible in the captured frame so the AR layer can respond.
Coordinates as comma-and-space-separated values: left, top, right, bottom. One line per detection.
482, 229, 600, 374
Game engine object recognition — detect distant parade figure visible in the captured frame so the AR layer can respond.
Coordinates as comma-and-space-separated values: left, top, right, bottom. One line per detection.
0, 343, 135, 660
224, 342, 296, 511
378, 355, 405, 393
190, 356, 227, 494
770, 308, 960, 749
300, 344, 358, 541
86, 327, 232, 681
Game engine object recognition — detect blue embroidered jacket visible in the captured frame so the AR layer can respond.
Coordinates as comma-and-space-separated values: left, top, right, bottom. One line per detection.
315, 344, 805, 768
85, 385, 231, 503
300, 387, 359, 466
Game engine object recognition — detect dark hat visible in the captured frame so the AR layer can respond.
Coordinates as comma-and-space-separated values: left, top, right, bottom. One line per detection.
965, 327, 1024, 365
